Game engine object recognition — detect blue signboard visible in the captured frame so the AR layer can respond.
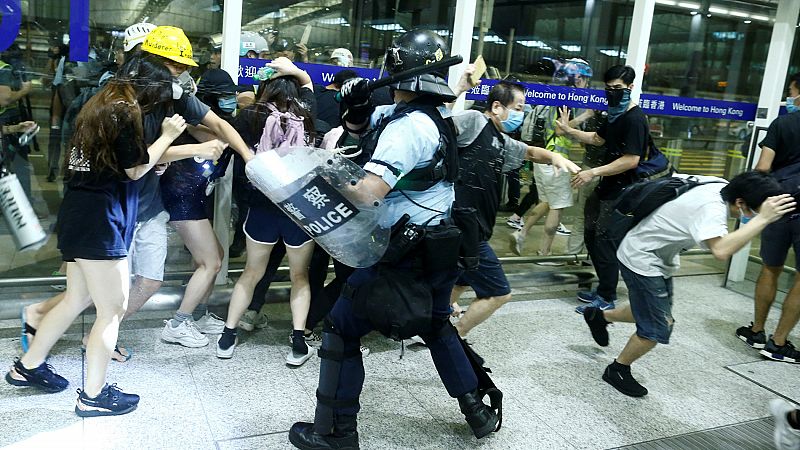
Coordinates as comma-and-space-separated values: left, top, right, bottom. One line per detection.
238, 58, 758, 122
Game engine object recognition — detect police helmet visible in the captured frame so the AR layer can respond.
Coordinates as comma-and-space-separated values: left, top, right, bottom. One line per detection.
383, 29, 456, 101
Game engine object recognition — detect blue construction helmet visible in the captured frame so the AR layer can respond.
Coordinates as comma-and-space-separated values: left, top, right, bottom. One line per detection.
554, 58, 593, 86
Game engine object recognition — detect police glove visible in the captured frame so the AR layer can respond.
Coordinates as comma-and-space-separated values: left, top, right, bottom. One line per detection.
339, 77, 372, 107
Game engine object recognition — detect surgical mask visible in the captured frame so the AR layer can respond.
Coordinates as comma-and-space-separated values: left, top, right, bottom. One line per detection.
739, 207, 757, 224
501, 107, 524, 133
218, 96, 237, 114
606, 88, 631, 122
787, 96, 799, 114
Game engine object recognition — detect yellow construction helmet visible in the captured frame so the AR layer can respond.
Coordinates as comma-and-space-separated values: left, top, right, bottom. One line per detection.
141, 26, 198, 67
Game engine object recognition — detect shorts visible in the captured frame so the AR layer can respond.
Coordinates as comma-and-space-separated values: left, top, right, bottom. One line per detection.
760, 217, 800, 270
620, 264, 674, 345
455, 241, 511, 299
244, 205, 312, 248
533, 162, 574, 210
129, 210, 170, 281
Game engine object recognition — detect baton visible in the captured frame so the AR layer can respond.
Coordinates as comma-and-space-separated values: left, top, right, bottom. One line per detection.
337, 55, 464, 101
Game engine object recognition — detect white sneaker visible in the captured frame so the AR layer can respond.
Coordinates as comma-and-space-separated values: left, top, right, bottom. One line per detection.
286, 342, 314, 367
509, 231, 525, 256
771, 398, 800, 450
194, 312, 225, 334
406, 335, 426, 346
556, 223, 571, 236
161, 320, 209, 348
506, 216, 524, 230
216, 335, 238, 359
239, 308, 269, 331
360, 345, 371, 357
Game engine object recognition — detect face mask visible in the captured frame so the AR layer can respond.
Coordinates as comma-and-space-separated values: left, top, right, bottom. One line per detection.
218, 96, 237, 114
171, 81, 184, 100
175, 71, 197, 97
739, 207, 757, 224
606, 88, 631, 122
787, 96, 799, 114
500, 107, 524, 133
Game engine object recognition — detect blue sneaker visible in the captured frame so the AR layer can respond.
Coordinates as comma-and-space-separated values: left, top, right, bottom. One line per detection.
5, 358, 69, 393
577, 290, 597, 303
575, 296, 615, 314
75, 383, 140, 417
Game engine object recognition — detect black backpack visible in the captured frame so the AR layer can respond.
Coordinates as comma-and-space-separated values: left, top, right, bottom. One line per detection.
599, 176, 726, 242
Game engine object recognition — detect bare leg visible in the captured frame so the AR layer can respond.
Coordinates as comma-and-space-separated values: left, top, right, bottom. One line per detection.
616, 333, 657, 366
286, 242, 315, 331
172, 220, 222, 315
450, 285, 468, 316
753, 266, 781, 333
603, 304, 635, 323
774, 274, 800, 346
79, 258, 129, 397
455, 294, 512, 337
224, 238, 272, 329
538, 208, 563, 255
19, 263, 92, 369
123, 276, 163, 320
520, 202, 550, 238
25, 293, 66, 331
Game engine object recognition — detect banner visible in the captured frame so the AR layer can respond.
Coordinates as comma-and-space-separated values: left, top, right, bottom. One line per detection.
238, 58, 757, 121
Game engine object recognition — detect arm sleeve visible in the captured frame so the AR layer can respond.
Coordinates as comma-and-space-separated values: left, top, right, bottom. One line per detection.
364, 112, 439, 188
691, 201, 729, 247
174, 94, 211, 125
501, 137, 528, 173
759, 119, 780, 150
452, 110, 487, 147
596, 121, 608, 140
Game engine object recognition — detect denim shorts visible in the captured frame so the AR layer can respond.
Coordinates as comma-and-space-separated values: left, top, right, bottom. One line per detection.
620, 264, 674, 345
455, 241, 511, 299
760, 217, 800, 270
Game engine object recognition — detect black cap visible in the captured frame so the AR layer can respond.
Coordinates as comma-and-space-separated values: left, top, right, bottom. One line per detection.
270, 37, 296, 53
197, 69, 238, 96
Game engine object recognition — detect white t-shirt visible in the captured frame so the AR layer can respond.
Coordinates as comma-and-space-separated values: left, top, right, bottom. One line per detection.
617, 176, 730, 278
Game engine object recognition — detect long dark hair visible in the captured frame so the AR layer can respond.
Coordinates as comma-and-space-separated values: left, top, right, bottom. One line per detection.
66, 55, 172, 176
250, 76, 315, 141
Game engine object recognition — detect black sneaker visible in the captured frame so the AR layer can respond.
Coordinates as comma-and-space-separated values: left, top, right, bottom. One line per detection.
602, 363, 648, 397
75, 383, 140, 417
735, 323, 767, 349
583, 307, 610, 347
5, 358, 68, 393
760, 338, 800, 363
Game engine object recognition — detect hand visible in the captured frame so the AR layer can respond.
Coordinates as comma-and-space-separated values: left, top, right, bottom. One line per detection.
296, 43, 308, 56
554, 105, 572, 134
757, 194, 796, 224
267, 57, 301, 78
19, 81, 33, 96
339, 77, 371, 107
14, 121, 36, 133
571, 169, 595, 188
161, 114, 187, 141
196, 139, 228, 161
551, 153, 581, 176
456, 64, 478, 94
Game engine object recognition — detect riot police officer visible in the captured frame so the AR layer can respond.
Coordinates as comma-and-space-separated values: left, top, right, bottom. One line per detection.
288, 29, 500, 449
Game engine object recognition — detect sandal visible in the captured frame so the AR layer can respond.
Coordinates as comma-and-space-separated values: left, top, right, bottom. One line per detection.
80, 344, 132, 363
20, 308, 37, 353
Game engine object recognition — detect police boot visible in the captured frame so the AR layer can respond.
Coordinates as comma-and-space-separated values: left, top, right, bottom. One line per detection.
458, 389, 499, 439
289, 415, 358, 450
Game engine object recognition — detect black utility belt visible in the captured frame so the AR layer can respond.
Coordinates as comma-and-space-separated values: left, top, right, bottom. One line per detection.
381, 215, 461, 272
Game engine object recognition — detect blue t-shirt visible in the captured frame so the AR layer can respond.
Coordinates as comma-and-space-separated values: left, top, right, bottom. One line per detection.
135, 94, 211, 222
363, 104, 454, 226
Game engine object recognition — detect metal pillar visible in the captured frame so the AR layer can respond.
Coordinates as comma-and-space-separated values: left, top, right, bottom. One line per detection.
213, 0, 243, 285
727, 0, 800, 284
624, 0, 655, 103
449, 0, 478, 113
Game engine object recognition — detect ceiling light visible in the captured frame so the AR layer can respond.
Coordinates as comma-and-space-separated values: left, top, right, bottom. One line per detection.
708, 6, 728, 14
517, 40, 551, 49
690, 10, 698, 15
655, 0, 677, 5
751, 14, 769, 21
371, 23, 405, 32
677, 2, 701, 9
561, 45, 581, 52
743, 20, 751, 24
729, 10, 749, 18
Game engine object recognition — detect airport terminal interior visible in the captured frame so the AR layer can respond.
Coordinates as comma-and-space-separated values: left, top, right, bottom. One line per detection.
0, 0, 799, 448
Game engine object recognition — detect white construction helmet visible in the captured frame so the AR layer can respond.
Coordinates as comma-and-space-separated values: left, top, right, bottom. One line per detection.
330, 48, 353, 67
124, 22, 157, 52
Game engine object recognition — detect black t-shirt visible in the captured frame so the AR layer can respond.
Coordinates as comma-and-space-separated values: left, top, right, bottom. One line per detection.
595, 106, 648, 200
452, 111, 527, 240
233, 87, 315, 210
760, 112, 800, 176
314, 85, 341, 127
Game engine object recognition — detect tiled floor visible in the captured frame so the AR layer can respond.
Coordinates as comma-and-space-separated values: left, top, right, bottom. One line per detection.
0, 273, 797, 449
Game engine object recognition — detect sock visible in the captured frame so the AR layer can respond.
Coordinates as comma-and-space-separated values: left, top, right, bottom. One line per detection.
218, 327, 237, 350
610, 359, 630, 372
171, 311, 193, 327
789, 410, 800, 430
192, 304, 208, 322
292, 329, 308, 354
